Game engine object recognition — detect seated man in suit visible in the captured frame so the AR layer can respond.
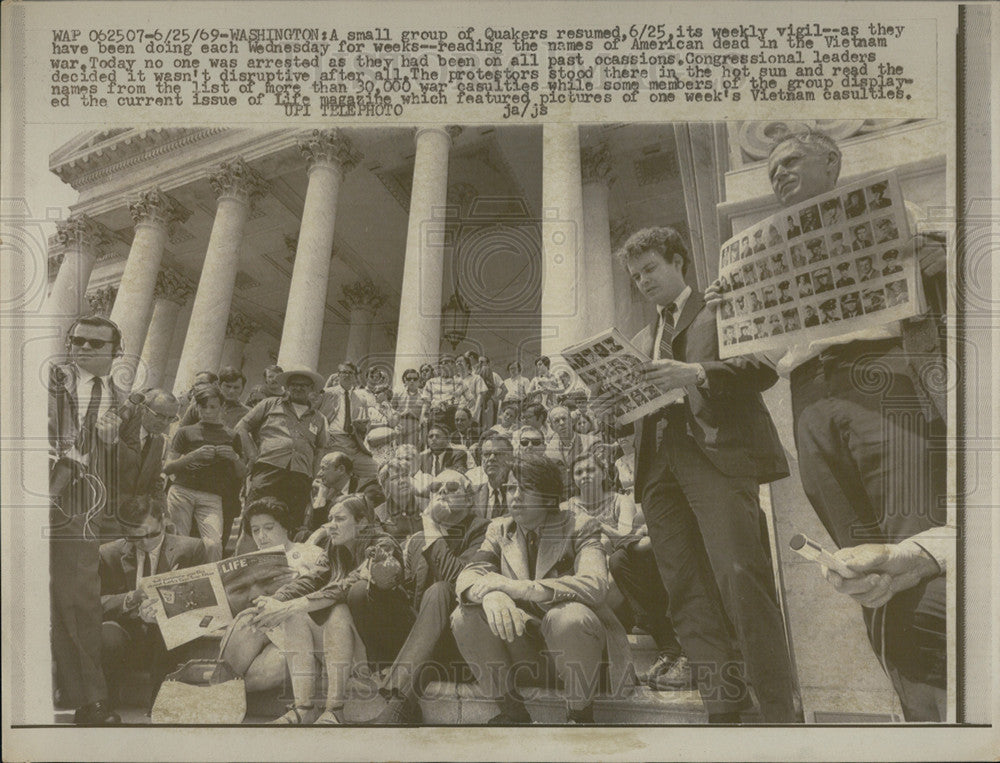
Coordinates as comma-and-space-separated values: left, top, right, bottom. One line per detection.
304, 451, 385, 534
613, 226, 796, 723
417, 422, 470, 477
99, 494, 207, 713
451, 454, 632, 725
465, 431, 515, 520
372, 469, 490, 724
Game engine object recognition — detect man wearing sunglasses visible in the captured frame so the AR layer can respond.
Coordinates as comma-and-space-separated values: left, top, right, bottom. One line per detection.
49, 315, 139, 725
99, 494, 207, 715
372, 469, 489, 724
392, 368, 423, 422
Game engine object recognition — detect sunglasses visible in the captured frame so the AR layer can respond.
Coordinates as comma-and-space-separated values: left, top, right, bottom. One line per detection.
520, 437, 544, 447
126, 528, 163, 542
403, 376, 419, 383
69, 336, 112, 349
430, 480, 466, 495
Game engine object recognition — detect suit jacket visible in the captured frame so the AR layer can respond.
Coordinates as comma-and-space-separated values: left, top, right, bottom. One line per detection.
417, 446, 469, 476
632, 291, 789, 503
48, 362, 141, 530
99, 533, 208, 623
401, 514, 490, 607
456, 510, 632, 691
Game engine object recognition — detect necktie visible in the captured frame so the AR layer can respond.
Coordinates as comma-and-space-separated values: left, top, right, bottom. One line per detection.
657, 305, 676, 361
141, 434, 153, 465
141, 551, 152, 579
525, 531, 539, 579
343, 389, 354, 435
491, 488, 505, 519
79, 376, 103, 454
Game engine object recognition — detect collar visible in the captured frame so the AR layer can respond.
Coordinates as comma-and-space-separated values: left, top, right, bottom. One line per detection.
660, 285, 692, 324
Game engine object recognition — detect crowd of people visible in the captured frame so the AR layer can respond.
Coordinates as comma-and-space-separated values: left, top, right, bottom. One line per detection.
48, 128, 950, 727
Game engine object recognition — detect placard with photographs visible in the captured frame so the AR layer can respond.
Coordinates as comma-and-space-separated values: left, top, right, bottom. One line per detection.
715, 171, 920, 359
562, 327, 685, 426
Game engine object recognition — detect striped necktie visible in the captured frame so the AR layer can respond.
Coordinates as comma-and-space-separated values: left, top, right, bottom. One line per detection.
658, 305, 677, 361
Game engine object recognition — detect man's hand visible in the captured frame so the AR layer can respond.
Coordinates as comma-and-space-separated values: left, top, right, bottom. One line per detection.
481, 590, 529, 643
370, 555, 403, 590
124, 587, 148, 613
642, 359, 701, 391
215, 445, 240, 462
138, 597, 159, 624
704, 277, 724, 311
249, 596, 300, 630
469, 572, 519, 602
916, 233, 947, 277
95, 412, 123, 444
188, 444, 216, 466
823, 542, 941, 609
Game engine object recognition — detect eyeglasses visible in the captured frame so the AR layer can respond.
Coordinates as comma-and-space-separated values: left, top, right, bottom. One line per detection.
144, 404, 177, 423
69, 335, 112, 349
520, 437, 544, 446
403, 376, 418, 383
430, 480, 466, 495
125, 528, 163, 542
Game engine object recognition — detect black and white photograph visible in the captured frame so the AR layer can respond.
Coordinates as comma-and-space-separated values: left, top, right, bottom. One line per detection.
4, 1, 995, 759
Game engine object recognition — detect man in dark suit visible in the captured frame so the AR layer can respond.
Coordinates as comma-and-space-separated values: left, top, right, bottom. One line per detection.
49, 314, 140, 725
417, 422, 470, 477
613, 227, 797, 723
100, 494, 207, 712
119, 389, 179, 500
303, 451, 386, 533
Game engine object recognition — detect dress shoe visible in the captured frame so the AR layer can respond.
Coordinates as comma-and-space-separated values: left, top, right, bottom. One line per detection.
74, 701, 121, 725
637, 650, 681, 685
647, 654, 696, 691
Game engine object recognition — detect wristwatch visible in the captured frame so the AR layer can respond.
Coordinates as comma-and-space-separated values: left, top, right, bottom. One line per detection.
694, 364, 707, 387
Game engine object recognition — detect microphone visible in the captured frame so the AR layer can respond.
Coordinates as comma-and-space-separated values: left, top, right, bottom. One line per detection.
789, 533, 858, 579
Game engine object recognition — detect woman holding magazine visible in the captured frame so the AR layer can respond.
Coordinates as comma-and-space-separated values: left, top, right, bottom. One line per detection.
218, 497, 327, 721
241, 494, 413, 724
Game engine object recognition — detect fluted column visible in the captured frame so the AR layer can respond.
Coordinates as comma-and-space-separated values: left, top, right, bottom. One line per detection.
46, 214, 113, 331
172, 157, 267, 394
341, 279, 386, 363
393, 126, 460, 374
138, 268, 192, 390
580, 141, 616, 336
220, 312, 258, 370
110, 189, 190, 386
278, 129, 360, 370
161, 299, 193, 395
541, 124, 586, 357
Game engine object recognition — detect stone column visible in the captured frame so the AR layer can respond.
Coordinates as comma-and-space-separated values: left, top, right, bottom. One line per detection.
540, 123, 586, 357
580, 141, 616, 336
110, 189, 189, 385
161, 299, 193, 395
86, 284, 118, 317
138, 268, 193, 390
172, 157, 267, 394
393, 126, 460, 375
341, 279, 386, 363
278, 129, 360, 370
220, 312, 258, 370
46, 214, 113, 331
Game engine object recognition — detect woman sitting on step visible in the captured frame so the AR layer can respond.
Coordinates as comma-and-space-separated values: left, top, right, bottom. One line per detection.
218, 498, 327, 721
237, 494, 414, 724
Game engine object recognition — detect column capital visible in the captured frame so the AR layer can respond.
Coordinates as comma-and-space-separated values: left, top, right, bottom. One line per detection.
415, 125, 463, 145
209, 156, 268, 206
297, 128, 362, 174
226, 311, 258, 343
128, 188, 192, 229
580, 141, 614, 186
341, 278, 386, 314
55, 213, 114, 252
153, 267, 194, 305
86, 284, 118, 317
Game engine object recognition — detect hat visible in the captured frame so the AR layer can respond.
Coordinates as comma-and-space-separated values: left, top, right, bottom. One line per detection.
364, 425, 396, 450
276, 366, 324, 388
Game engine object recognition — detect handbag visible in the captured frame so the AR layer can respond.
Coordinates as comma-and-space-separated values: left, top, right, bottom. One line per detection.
150, 624, 247, 724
